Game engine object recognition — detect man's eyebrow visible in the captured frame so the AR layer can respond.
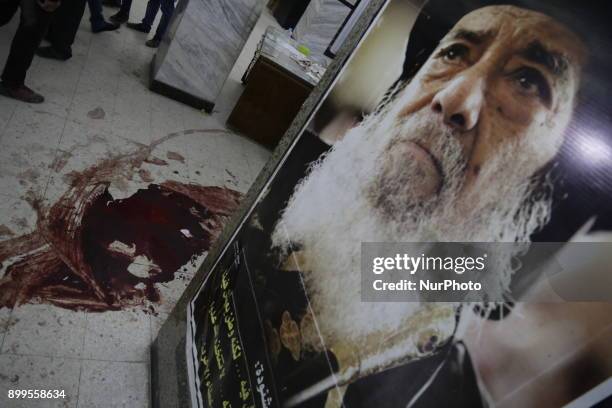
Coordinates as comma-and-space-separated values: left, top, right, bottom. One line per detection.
447, 29, 493, 45
520, 41, 568, 76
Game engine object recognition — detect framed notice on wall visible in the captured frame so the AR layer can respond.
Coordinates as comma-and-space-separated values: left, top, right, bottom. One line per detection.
185, 0, 612, 407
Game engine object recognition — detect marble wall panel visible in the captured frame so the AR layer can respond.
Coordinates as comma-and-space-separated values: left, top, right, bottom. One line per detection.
152, 0, 263, 109
293, 0, 352, 56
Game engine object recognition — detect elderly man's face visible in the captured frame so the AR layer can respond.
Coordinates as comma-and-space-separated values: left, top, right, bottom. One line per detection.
393, 5, 586, 199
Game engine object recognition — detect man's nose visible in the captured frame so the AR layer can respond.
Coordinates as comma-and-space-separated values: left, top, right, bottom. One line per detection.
431, 73, 485, 131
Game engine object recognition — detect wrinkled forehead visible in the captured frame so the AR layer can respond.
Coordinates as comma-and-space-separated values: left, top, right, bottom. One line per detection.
448, 5, 587, 75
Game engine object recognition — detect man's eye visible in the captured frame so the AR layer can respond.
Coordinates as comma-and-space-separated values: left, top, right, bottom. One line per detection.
438, 44, 470, 62
512, 67, 551, 104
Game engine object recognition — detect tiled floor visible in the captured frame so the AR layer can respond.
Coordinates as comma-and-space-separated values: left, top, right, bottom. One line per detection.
0, 2, 275, 407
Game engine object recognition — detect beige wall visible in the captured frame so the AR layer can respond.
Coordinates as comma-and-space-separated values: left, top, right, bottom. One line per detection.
329, 0, 424, 113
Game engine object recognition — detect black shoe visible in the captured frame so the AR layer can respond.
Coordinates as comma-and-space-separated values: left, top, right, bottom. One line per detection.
92, 20, 120, 33
109, 11, 128, 24
126, 22, 150, 33
102, 0, 121, 7
36, 46, 71, 61
145, 38, 161, 48
0, 82, 45, 104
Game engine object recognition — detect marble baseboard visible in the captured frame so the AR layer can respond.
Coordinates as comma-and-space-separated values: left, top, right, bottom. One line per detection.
151, 0, 263, 110
149, 57, 215, 112
293, 0, 351, 56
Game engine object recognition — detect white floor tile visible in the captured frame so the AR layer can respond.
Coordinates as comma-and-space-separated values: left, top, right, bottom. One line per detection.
66, 84, 117, 133
0, 104, 65, 200
0, 96, 18, 141
77, 360, 149, 408
0, 354, 80, 408
0, 307, 11, 351
83, 310, 150, 362
2, 304, 86, 359
0, 193, 39, 243
149, 96, 186, 140
27, 60, 84, 119
111, 95, 152, 144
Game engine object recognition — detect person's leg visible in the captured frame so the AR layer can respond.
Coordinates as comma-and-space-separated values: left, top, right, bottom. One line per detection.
141, 0, 160, 29
88, 0, 105, 27
38, 0, 87, 59
146, 0, 173, 47
126, 0, 158, 33
88, 0, 118, 32
118, 0, 131, 14
1, 0, 55, 102
109, 0, 131, 23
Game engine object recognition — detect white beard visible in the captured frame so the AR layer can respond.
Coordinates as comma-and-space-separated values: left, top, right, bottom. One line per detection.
271, 101, 552, 350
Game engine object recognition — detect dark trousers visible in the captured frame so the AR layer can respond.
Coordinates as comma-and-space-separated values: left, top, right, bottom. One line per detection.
143, 0, 173, 40
88, 0, 105, 28
121, 0, 174, 41
46, 0, 87, 56
1, 0, 55, 86
118, 0, 131, 14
